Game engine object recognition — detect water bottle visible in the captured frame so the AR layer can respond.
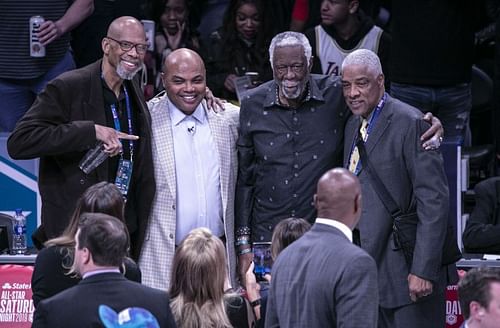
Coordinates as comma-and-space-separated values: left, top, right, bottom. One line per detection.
11, 208, 27, 255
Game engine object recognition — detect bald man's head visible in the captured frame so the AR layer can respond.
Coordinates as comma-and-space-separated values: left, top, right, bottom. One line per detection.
315, 168, 362, 229
107, 16, 145, 40
161, 48, 207, 115
102, 16, 147, 81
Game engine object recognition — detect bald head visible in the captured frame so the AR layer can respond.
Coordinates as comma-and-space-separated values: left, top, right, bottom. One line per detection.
164, 48, 205, 73
162, 48, 207, 115
107, 16, 145, 40
315, 168, 362, 229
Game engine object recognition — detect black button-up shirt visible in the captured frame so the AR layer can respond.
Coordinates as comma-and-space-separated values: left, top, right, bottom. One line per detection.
102, 79, 139, 182
236, 74, 350, 242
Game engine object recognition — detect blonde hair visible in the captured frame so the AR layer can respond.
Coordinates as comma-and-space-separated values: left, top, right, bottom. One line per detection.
169, 228, 232, 328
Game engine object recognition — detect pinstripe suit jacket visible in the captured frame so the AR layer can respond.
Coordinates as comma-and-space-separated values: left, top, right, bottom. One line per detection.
343, 95, 449, 309
139, 92, 239, 290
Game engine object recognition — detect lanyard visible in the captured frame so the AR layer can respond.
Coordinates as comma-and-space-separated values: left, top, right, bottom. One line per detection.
110, 86, 134, 161
350, 92, 387, 174
363, 92, 386, 140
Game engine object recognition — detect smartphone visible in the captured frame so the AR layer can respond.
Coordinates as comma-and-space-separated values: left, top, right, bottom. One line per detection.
252, 242, 273, 282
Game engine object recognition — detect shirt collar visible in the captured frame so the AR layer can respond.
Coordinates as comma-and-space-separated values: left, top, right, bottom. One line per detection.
168, 98, 206, 126
82, 268, 120, 279
315, 218, 353, 242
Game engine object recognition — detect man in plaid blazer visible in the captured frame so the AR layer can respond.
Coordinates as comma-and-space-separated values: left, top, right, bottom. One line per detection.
138, 48, 239, 290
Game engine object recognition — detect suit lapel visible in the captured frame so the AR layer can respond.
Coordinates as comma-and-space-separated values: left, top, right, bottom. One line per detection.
355, 98, 393, 175
85, 61, 109, 182
150, 96, 177, 197
207, 104, 230, 215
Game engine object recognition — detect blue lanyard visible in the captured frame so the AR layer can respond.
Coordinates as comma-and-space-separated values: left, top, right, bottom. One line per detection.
350, 92, 387, 174
110, 86, 134, 161
364, 92, 386, 139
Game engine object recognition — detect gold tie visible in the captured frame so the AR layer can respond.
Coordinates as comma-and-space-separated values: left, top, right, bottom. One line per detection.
349, 119, 368, 173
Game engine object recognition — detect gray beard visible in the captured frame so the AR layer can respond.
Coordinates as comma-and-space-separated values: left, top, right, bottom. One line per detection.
280, 82, 304, 99
116, 63, 140, 80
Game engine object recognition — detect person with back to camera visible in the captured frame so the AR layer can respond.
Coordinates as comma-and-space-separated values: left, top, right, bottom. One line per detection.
170, 227, 252, 328
31, 182, 141, 308
203, 0, 273, 101
244, 217, 311, 327
32, 213, 176, 328
265, 167, 379, 327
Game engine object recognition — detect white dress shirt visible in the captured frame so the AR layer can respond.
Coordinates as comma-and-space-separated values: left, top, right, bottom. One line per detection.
315, 217, 353, 242
169, 100, 224, 244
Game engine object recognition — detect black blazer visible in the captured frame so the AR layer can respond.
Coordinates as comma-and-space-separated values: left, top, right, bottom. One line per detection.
32, 245, 141, 307
32, 272, 176, 328
463, 177, 500, 254
7, 60, 155, 259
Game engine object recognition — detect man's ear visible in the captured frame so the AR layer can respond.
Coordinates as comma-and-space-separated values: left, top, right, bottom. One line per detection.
313, 193, 318, 209
82, 248, 92, 265
470, 301, 486, 320
307, 56, 314, 72
377, 73, 385, 87
161, 72, 167, 89
349, 0, 360, 14
102, 37, 110, 55
354, 193, 362, 215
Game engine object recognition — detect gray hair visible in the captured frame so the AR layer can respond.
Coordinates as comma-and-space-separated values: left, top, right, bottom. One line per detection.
269, 31, 312, 69
341, 49, 383, 76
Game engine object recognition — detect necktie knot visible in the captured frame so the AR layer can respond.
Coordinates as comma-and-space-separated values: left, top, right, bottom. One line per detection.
360, 118, 368, 140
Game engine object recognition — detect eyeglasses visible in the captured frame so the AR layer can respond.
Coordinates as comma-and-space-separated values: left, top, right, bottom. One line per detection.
106, 37, 148, 54
275, 64, 305, 75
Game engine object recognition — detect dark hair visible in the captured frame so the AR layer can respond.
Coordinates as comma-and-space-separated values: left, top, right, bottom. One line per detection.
458, 267, 500, 318
271, 217, 311, 259
220, 0, 272, 60
75, 213, 130, 268
45, 182, 124, 248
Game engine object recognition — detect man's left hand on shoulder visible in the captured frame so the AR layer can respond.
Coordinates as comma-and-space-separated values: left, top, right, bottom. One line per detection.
421, 112, 444, 150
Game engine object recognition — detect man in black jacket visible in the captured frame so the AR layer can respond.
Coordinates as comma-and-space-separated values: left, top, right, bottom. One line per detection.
32, 213, 176, 328
463, 177, 500, 254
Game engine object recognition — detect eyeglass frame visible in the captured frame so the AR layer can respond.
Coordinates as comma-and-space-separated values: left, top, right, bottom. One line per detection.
106, 36, 149, 55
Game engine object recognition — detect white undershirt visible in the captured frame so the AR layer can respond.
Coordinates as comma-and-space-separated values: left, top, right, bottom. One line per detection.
315, 218, 353, 242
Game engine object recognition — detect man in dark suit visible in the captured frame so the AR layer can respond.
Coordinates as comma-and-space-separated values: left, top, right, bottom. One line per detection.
463, 177, 500, 254
32, 212, 176, 328
458, 267, 500, 328
266, 167, 379, 327
341, 49, 450, 327
7, 16, 155, 259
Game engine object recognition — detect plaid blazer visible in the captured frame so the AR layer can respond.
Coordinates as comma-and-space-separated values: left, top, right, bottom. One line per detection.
139, 93, 239, 290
